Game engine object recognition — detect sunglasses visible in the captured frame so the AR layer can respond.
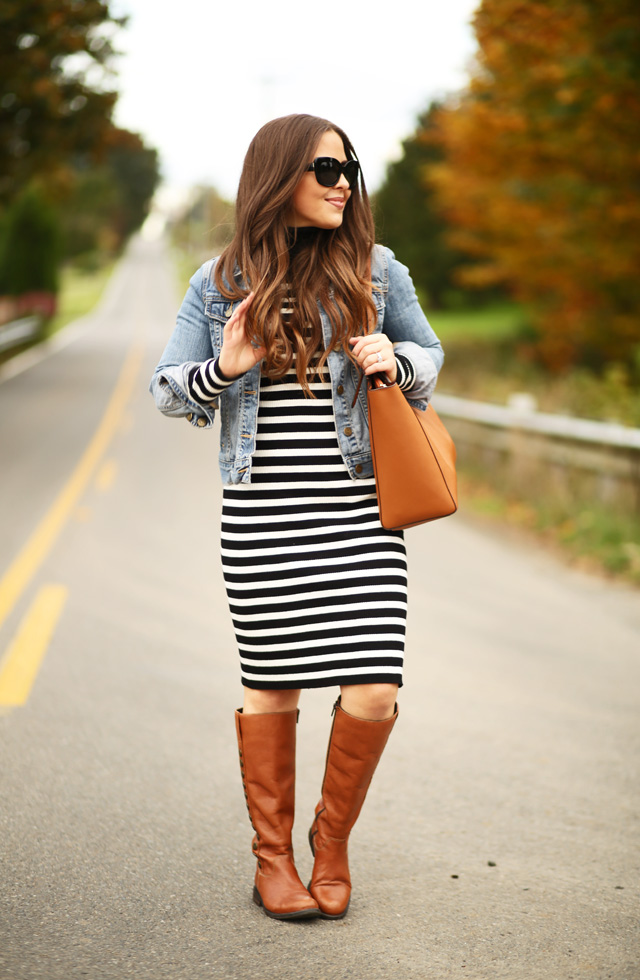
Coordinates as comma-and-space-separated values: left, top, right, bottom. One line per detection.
305, 157, 360, 188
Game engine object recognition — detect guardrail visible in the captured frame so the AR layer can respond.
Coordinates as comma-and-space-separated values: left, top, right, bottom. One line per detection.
0, 316, 41, 353
432, 392, 640, 514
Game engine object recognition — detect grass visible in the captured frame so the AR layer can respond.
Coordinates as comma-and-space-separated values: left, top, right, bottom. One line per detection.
428, 302, 527, 344
47, 261, 116, 336
457, 469, 640, 586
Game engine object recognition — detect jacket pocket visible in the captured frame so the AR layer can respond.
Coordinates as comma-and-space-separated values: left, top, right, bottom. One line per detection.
204, 298, 232, 353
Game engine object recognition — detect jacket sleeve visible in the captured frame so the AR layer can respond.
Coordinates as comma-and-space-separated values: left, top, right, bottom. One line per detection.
149, 264, 217, 429
380, 246, 444, 405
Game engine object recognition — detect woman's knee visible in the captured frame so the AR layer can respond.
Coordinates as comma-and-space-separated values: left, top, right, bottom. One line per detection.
339, 683, 398, 721
242, 688, 301, 715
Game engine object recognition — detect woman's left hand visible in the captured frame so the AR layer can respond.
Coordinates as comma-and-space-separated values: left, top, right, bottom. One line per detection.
349, 333, 397, 382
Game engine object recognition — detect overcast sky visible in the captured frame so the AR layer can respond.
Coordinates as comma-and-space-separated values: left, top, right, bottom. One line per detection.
111, 0, 479, 203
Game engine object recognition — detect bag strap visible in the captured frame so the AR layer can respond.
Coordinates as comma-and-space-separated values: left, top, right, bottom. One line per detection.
351, 254, 388, 407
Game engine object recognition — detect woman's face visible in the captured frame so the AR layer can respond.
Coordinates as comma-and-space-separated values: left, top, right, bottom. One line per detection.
288, 130, 353, 229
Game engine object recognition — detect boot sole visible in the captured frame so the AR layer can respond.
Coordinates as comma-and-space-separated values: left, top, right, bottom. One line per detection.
252, 885, 321, 921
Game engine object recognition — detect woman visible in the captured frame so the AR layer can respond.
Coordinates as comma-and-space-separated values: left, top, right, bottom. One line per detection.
151, 114, 443, 921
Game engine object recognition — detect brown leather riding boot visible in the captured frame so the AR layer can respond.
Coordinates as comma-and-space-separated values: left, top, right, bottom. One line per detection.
308, 697, 398, 919
235, 708, 319, 920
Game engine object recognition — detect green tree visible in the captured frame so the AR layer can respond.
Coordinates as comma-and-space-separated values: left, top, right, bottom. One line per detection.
0, 185, 60, 294
106, 128, 161, 243
375, 103, 470, 309
61, 128, 161, 259
0, 0, 125, 205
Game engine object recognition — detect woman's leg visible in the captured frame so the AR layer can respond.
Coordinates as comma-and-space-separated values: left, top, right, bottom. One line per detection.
243, 687, 301, 714
339, 682, 398, 720
235, 687, 318, 919
308, 683, 399, 919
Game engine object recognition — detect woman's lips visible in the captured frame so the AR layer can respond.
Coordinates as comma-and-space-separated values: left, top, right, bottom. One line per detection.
326, 198, 346, 209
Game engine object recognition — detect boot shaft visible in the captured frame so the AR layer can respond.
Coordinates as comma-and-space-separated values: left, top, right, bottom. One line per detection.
318, 699, 398, 839
235, 708, 299, 845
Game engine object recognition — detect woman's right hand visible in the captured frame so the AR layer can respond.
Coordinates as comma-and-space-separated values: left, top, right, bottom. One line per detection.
218, 293, 266, 377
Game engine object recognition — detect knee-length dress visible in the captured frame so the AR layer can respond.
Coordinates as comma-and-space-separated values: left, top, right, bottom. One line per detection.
219, 361, 408, 689
188, 350, 408, 689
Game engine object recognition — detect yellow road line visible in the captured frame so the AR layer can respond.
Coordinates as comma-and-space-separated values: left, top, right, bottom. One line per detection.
0, 342, 144, 633
95, 458, 118, 492
0, 584, 68, 706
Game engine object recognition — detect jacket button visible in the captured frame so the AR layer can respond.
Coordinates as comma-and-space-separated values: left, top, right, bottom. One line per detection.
196, 417, 207, 427
343, 427, 352, 437
337, 385, 344, 395
187, 412, 193, 422
355, 464, 363, 474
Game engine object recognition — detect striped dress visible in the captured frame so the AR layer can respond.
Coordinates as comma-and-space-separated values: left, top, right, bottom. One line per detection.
185, 282, 416, 690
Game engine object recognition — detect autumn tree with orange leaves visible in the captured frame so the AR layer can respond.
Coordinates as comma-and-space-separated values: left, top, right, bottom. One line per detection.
429, 0, 640, 370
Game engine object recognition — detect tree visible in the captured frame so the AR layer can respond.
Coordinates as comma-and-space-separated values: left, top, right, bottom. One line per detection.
375, 103, 477, 309
106, 128, 161, 243
429, 0, 640, 369
0, 185, 59, 303
61, 128, 161, 258
0, 0, 125, 205
171, 185, 235, 262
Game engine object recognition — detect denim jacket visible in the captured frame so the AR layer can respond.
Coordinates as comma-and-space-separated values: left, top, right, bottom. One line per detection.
150, 244, 443, 484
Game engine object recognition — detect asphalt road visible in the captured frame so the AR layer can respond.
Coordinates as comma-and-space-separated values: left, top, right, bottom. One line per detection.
0, 237, 638, 980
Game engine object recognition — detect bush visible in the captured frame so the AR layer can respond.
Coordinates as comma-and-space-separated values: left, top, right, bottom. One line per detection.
0, 186, 60, 296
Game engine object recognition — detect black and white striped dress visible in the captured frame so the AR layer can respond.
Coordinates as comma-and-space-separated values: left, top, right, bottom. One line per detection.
186, 293, 416, 690
188, 355, 410, 690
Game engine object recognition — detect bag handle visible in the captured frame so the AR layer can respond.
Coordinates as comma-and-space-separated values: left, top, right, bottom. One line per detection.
352, 370, 391, 408
350, 254, 389, 407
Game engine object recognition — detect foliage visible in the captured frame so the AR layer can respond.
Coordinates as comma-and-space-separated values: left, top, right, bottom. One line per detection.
431, 304, 640, 426
458, 471, 640, 585
1, 3, 159, 297
0, 0, 125, 206
47, 258, 115, 334
171, 186, 235, 268
0, 185, 60, 294
429, 0, 640, 371
106, 128, 160, 242
61, 128, 161, 258
374, 103, 473, 309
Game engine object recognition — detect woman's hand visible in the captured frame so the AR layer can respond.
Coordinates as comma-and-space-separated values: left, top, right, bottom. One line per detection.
218, 293, 266, 377
349, 333, 397, 382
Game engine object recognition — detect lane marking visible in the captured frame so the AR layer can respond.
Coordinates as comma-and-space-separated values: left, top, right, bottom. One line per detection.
0, 341, 144, 633
95, 459, 118, 492
0, 584, 68, 706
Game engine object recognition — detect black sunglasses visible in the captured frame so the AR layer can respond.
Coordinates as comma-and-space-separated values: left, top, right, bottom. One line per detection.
305, 157, 360, 188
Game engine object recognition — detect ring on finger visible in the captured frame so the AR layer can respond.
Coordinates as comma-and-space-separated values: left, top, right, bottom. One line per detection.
376, 351, 383, 363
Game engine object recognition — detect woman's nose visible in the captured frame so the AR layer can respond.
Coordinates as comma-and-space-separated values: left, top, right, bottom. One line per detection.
335, 173, 350, 190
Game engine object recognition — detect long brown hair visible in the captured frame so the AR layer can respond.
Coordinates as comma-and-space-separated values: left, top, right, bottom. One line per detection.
215, 114, 377, 393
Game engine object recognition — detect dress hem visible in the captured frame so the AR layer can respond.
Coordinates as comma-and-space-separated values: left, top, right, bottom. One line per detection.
241, 675, 404, 690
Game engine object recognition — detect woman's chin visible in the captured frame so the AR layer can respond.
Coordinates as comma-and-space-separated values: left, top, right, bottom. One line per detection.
315, 213, 344, 231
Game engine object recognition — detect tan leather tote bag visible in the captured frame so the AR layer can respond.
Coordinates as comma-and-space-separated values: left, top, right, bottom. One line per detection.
366, 374, 458, 530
